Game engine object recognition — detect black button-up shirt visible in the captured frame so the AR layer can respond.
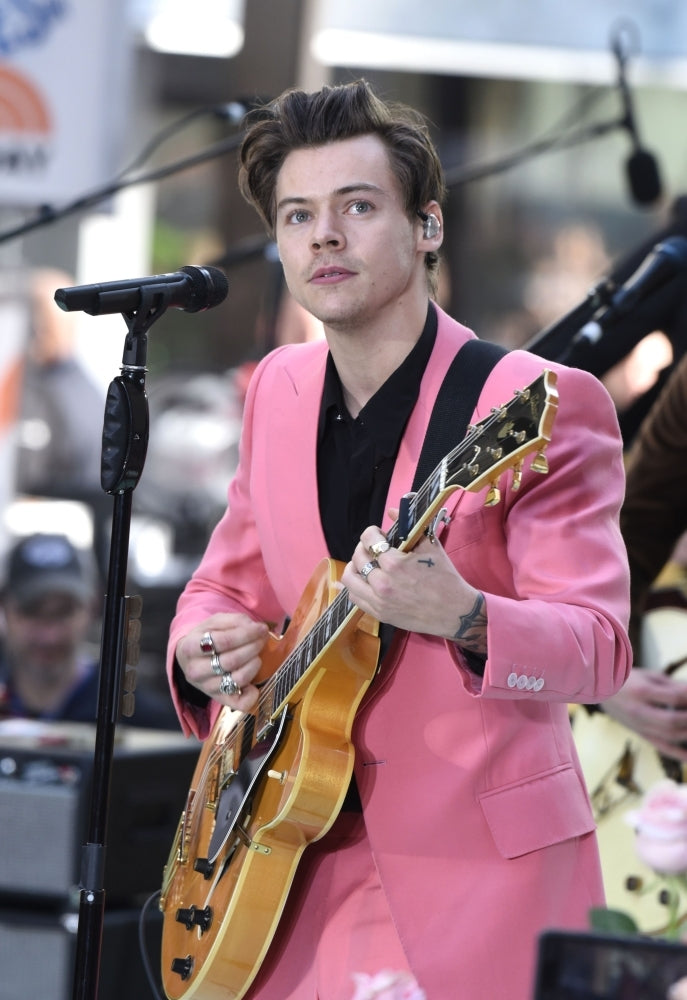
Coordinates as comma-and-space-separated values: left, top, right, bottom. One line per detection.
316, 304, 437, 561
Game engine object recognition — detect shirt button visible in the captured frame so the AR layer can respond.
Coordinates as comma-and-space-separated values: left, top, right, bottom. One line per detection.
526, 676, 537, 690
516, 675, 528, 690
534, 678, 545, 691
507, 672, 518, 688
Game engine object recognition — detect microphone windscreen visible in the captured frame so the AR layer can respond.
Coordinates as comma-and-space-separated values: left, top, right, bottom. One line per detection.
626, 149, 662, 206
180, 265, 229, 312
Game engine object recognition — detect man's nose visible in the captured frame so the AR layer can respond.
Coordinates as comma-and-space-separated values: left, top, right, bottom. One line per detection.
311, 212, 343, 251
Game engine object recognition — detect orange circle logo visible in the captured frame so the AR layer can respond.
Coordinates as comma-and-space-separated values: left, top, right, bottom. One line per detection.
0, 63, 51, 133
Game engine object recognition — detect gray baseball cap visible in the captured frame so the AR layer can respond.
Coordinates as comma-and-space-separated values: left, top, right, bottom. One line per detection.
4, 534, 94, 607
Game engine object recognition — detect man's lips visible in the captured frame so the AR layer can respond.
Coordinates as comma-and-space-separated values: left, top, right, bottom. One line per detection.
310, 266, 355, 283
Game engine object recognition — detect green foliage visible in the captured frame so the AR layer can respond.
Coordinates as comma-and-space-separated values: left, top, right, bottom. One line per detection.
589, 906, 640, 936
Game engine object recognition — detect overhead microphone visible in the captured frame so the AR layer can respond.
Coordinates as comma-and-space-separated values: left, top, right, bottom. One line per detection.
54, 265, 229, 316
612, 28, 662, 206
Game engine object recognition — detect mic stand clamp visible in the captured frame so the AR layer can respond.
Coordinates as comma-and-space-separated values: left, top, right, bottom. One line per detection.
71, 292, 159, 1000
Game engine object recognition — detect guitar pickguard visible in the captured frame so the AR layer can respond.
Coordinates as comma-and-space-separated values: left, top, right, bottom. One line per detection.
207, 708, 290, 862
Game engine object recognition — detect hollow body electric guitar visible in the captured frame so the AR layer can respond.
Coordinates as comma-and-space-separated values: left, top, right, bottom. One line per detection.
159, 368, 559, 1000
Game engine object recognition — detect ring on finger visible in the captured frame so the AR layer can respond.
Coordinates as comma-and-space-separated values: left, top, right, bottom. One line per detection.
360, 559, 379, 579
200, 631, 216, 655
210, 652, 224, 676
219, 672, 241, 697
368, 539, 390, 558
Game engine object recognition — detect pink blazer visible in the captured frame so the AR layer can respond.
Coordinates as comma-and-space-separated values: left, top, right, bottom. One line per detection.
168, 306, 632, 999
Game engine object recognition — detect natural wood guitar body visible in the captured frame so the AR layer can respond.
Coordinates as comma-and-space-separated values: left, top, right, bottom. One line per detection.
159, 368, 558, 1000
160, 559, 380, 1000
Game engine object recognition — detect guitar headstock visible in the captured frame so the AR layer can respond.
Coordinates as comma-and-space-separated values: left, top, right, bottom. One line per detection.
444, 368, 558, 504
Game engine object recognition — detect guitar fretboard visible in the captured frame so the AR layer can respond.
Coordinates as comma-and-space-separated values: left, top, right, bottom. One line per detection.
256, 372, 553, 723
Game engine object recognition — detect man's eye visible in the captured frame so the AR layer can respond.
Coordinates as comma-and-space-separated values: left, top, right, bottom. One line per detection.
288, 210, 309, 224
350, 201, 371, 215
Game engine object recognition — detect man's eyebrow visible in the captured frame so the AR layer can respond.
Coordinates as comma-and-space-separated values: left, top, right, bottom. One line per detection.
276, 183, 384, 212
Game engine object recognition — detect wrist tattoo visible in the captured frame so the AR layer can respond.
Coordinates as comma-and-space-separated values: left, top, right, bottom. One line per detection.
453, 592, 487, 654
418, 557, 435, 567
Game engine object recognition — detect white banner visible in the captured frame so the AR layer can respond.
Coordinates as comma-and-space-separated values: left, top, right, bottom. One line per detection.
312, 0, 687, 86
0, 0, 132, 207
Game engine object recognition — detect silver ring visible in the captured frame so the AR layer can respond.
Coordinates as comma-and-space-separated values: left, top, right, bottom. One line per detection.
360, 559, 379, 579
200, 631, 216, 655
369, 539, 390, 558
210, 652, 224, 676
219, 673, 241, 697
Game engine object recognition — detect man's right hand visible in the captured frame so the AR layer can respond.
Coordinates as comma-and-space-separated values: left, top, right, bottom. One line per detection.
176, 613, 269, 711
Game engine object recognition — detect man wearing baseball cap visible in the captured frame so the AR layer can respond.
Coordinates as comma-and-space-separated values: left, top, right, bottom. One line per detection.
0, 533, 178, 728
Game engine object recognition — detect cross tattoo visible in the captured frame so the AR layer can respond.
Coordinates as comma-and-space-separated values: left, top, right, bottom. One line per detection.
418, 557, 435, 567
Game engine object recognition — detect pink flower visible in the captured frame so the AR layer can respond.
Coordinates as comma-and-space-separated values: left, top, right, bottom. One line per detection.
669, 977, 687, 1000
626, 779, 687, 875
350, 970, 426, 1000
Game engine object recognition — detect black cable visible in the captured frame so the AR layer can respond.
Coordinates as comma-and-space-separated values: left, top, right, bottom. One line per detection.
138, 890, 167, 1000
444, 108, 626, 188
0, 131, 243, 245
114, 103, 239, 181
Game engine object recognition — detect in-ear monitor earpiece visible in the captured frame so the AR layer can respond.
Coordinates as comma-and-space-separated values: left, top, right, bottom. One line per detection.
418, 211, 440, 239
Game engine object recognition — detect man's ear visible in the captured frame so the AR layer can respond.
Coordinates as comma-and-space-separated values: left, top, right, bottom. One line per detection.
417, 204, 443, 244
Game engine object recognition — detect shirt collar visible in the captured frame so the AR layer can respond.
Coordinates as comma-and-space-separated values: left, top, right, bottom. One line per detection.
319, 302, 438, 446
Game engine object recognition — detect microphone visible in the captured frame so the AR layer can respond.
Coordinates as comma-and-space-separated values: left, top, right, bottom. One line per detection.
613, 29, 662, 206
54, 265, 229, 316
572, 236, 687, 348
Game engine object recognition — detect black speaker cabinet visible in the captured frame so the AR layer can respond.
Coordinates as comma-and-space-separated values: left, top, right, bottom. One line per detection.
0, 724, 199, 904
0, 904, 164, 1000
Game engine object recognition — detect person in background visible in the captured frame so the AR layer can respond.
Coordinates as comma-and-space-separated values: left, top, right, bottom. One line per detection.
598, 349, 687, 762
15, 268, 104, 499
0, 532, 179, 729
166, 80, 631, 1000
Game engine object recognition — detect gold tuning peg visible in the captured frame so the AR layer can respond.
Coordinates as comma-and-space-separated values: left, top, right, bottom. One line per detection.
485, 483, 501, 506
511, 462, 523, 491
530, 449, 549, 474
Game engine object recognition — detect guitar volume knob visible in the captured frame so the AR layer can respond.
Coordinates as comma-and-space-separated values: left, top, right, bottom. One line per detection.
171, 956, 194, 980
193, 857, 215, 878
176, 905, 213, 932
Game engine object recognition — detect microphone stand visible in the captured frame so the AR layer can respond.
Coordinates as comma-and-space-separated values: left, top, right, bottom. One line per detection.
522, 276, 616, 362
71, 293, 162, 1000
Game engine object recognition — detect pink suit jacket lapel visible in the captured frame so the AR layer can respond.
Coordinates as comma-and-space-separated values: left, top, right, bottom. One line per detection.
382, 308, 476, 533
266, 343, 333, 578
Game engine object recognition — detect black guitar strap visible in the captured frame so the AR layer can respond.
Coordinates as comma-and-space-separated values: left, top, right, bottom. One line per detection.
368, 336, 509, 685
411, 337, 508, 493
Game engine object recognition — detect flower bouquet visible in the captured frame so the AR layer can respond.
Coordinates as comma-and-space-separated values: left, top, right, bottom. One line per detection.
591, 778, 687, 940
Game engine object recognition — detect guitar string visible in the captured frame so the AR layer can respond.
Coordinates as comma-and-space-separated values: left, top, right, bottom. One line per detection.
204, 384, 540, 770
253, 395, 525, 715
178, 380, 545, 857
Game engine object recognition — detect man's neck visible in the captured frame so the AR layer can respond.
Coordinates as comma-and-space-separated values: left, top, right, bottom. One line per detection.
11, 657, 84, 715
325, 295, 432, 418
